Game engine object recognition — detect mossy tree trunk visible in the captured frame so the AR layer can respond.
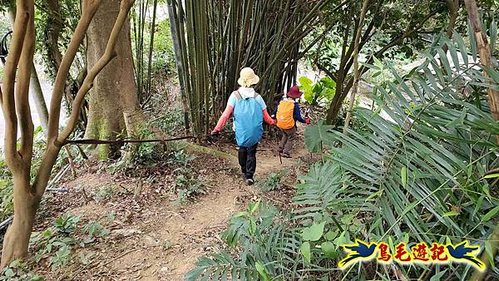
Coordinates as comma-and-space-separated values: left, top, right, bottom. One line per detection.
85, 0, 143, 159
1, 0, 135, 267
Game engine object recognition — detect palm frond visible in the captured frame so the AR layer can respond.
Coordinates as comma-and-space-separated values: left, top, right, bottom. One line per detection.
301, 32, 499, 278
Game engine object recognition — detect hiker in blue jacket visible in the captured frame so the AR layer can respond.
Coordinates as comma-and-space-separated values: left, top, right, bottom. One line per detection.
211, 67, 275, 185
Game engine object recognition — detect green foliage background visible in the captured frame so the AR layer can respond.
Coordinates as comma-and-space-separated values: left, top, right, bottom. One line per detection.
187, 31, 499, 280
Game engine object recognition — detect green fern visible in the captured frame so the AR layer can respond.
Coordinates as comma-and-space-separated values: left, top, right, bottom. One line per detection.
188, 30, 499, 281
300, 33, 499, 279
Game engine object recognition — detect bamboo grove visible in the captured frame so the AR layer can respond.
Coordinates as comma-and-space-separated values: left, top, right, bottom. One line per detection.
167, 0, 347, 137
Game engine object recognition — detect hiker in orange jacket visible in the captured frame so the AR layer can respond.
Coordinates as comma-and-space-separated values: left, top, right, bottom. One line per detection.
273, 85, 309, 158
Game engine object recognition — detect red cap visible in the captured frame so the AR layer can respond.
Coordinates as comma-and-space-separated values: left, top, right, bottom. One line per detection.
287, 85, 303, 99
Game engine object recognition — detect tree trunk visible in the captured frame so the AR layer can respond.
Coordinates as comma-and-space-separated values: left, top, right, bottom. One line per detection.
1, 0, 134, 268
30, 63, 49, 133
1, 176, 40, 268
85, 0, 142, 159
464, 0, 499, 122
326, 79, 347, 125
445, 0, 459, 39
1, 0, 36, 266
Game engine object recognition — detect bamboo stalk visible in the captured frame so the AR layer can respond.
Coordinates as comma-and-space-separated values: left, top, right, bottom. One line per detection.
343, 0, 369, 134
145, 0, 158, 96
167, 0, 339, 136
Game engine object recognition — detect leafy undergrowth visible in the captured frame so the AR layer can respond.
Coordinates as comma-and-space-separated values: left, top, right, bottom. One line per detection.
0, 107, 311, 280
2, 213, 109, 280
1, 142, 242, 279
187, 34, 499, 281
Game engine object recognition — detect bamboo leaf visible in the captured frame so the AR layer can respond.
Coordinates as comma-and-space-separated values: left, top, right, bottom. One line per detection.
430, 270, 448, 281
401, 166, 408, 189
484, 173, 499, 179
255, 261, 270, 281
482, 206, 499, 222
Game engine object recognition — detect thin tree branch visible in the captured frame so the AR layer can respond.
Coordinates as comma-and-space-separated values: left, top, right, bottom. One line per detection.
47, 0, 102, 142
0, 2, 29, 167
316, 62, 337, 81
15, 0, 35, 161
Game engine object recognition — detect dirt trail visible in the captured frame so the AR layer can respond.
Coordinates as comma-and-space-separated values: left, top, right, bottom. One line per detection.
122, 146, 307, 281
40, 140, 309, 281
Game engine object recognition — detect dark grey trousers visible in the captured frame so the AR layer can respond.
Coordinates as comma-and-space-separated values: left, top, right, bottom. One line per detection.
279, 127, 297, 154
238, 144, 258, 179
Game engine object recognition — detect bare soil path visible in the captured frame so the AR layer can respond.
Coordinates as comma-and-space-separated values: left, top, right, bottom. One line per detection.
34, 136, 310, 281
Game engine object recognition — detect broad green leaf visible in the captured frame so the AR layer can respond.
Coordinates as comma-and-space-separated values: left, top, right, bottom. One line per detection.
301, 221, 326, 241
299, 76, 314, 103
322, 88, 336, 101
299, 76, 313, 87
320, 77, 336, 89
321, 241, 336, 258
325, 230, 338, 241
334, 231, 348, 249
304, 121, 335, 153
300, 242, 311, 264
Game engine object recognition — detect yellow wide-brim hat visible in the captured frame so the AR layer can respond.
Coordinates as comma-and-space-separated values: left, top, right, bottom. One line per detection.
237, 67, 260, 87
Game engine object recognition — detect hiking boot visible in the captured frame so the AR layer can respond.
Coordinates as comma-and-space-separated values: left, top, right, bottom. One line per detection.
245, 178, 255, 186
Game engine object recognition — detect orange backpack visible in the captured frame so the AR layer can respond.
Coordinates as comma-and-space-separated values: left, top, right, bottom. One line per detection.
276, 100, 295, 129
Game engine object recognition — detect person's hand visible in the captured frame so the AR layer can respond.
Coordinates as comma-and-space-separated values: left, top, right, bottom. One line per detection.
208, 130, 220, 142
305, 117, 310, 125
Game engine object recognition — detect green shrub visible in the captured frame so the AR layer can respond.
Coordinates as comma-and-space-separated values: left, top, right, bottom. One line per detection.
30, 213, 109, 271
299, 76, 336, 106
0, 260, 44, 281
188, 32, 499, 280
258, 172, 284, 192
